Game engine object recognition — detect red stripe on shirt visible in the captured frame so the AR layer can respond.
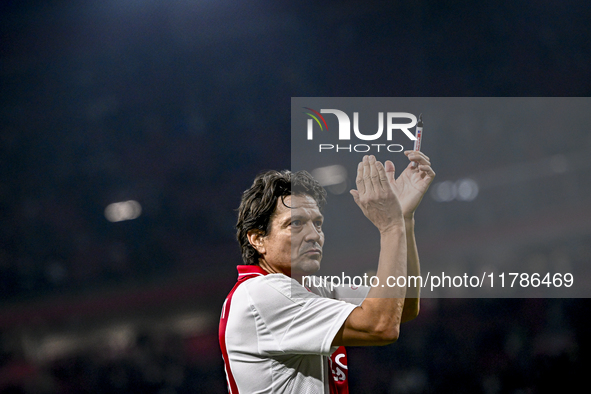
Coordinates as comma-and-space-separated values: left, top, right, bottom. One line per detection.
220, 266, 350, 394
219, 266, 269, 393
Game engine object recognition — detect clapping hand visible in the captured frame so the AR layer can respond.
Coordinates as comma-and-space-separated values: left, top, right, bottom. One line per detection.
385, 151, 436, 219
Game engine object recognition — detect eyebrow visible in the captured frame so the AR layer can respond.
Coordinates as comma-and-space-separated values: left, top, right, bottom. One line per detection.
290, 213, 324, 221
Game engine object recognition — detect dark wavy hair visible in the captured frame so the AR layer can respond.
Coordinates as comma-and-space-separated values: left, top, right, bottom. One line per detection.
236, 170, 327, 265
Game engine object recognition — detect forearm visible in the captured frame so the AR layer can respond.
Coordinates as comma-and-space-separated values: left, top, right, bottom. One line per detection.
401, 215, 420, 322
357, 224, 407, 337
369, 225, 407, 298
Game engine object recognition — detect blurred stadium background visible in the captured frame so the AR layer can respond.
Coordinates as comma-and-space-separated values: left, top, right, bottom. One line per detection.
1, 1, 590, 393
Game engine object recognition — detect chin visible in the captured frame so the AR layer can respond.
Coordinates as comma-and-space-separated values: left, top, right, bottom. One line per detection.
293, 259, 321, 276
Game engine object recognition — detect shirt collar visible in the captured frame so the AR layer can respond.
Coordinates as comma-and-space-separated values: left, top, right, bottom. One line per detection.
237, 265, 269, 278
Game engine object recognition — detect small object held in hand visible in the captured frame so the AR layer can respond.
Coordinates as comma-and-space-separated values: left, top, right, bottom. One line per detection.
411, 113, 423, 168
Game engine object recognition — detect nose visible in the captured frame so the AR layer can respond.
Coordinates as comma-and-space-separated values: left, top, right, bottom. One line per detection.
303, 222, 322, 243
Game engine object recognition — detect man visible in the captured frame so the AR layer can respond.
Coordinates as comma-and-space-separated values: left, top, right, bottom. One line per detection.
219, 152, 435, 393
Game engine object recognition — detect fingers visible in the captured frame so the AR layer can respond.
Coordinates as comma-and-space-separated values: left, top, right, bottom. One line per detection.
365, 155, 391, 193
404, 150, 431, 168
362, 155, 373, 193
375, 160, 390, 191
355, 160, 366, 195
354, 155, 374, 196
368, 155, 381, 192
354, 155, 389, 197
414, 163, 436, 188
402, 151, 435, 183
418, 164, 436, 181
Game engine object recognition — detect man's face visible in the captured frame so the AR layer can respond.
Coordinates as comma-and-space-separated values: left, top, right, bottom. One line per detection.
257, 194, 324, 277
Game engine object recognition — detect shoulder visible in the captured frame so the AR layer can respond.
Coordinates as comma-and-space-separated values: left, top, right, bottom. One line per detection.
242, 274, 319, 305
303, 275, 335, 298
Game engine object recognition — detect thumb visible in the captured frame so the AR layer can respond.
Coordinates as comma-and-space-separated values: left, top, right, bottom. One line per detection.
385, 160, 395, 184
350, 189, 360, 205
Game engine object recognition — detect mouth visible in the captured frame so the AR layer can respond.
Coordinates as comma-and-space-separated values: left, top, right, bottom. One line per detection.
303, 249, 322, 256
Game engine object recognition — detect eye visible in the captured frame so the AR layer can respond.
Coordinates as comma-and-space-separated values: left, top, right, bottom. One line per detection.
314, 220, 323, 228
291, 220, 302, 227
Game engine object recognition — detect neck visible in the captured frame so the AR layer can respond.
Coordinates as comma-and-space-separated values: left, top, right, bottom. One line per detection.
258, 260, 305, 283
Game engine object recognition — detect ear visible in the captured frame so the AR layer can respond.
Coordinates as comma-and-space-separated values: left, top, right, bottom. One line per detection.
247, 229, 266, 255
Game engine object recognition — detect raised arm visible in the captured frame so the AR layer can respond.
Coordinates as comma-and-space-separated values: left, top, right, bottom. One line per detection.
332, 153, 435, 346
332, 155, 407, 346
391, 151, 435, 322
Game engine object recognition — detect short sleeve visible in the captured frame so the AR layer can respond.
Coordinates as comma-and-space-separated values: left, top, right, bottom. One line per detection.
305, 275, 370, 306
244, 275, 357, 356
334, 285, 370, 306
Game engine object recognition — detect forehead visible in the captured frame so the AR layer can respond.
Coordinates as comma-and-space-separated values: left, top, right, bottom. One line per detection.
273, 194, 321, 219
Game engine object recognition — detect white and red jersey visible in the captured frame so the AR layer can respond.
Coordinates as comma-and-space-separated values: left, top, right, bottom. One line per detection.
219, 265, 368, 394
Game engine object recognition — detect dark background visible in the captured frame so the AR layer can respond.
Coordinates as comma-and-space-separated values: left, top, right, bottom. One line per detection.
1, 0, 590, 393
291, 97, 591, 299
